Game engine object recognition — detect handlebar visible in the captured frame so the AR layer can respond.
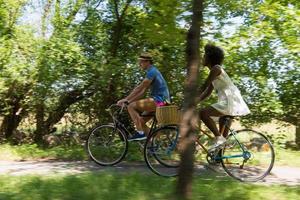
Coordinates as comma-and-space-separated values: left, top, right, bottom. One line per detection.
105, 103, 127, 117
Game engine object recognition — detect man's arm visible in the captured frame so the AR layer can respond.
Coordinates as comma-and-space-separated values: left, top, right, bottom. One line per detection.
117, 79, 152, 105
124, 84, 143, 101
126, 79, 152, 103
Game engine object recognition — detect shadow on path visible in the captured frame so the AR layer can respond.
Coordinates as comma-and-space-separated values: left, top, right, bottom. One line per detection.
0, 160, 299, 185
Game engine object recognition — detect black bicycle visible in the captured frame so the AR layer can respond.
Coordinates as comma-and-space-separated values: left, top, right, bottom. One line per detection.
86, 104, 179, 167
144, 115, 275, 181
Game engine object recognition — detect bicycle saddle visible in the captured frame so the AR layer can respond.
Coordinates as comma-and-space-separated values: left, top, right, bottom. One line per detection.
140, 111, 155, 117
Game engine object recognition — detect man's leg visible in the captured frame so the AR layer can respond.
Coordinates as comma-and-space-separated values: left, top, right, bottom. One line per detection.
127, 98, 156, 135
136, 98, 156, 135
127, 102, 143, 131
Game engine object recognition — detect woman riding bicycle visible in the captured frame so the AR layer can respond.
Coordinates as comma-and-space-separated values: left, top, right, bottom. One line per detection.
117, 53, 170, 141
198, 44, 250, 152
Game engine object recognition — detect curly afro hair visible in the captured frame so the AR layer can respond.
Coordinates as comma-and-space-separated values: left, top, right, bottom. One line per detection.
204, 44, 225, 66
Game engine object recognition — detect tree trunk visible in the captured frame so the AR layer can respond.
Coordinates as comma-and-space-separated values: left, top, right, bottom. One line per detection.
110, 0, 133, 56
296, 124, 300, 148
175, 0, 203, 199
41, 0, 53, 37
0, 98, 20, 139
34, 87, 95, 144
0, 115, 16, 140
279, 116, 300, 149
110, 19, 123, 57
0, 83, 29, 141
0, 109, 23, 140
44, 88, 94, 132
34, 102, 47, 143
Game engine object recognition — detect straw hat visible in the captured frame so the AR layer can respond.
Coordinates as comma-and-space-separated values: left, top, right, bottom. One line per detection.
138, 52, 153, 61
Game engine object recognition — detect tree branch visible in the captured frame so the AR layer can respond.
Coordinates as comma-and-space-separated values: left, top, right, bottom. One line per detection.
120, 0, 133, 19
113, 0, 120, 20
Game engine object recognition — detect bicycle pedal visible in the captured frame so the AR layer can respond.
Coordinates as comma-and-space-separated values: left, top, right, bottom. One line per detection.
209, 150, 219, 156
147, 146, 159, 154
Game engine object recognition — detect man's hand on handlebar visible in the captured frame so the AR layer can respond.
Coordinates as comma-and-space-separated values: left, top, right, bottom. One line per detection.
117, 99, 129, 106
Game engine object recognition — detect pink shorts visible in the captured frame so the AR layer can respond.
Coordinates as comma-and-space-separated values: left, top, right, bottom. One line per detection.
155, 101, 168, 107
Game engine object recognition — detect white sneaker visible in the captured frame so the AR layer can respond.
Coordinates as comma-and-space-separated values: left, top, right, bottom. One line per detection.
208, 136, 226, 153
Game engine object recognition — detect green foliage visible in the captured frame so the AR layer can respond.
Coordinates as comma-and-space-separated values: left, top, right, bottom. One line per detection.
276, 68, 300, 124
0, 0, 27, 37
0, 0, 299, 144
35, 30, 88, 99
212, 0, 300, 126
0, 25, 38, 118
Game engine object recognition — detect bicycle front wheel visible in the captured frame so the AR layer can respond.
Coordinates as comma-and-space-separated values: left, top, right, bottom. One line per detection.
144, 126, 180, 177
221, 129, 275, 182
87, 124, 128, 166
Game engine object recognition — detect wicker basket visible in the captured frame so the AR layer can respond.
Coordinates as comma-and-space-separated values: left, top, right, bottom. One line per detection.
156, 105, 181, 125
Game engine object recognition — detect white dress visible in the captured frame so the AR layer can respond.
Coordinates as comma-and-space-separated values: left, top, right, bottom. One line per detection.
211, 67, 250, 116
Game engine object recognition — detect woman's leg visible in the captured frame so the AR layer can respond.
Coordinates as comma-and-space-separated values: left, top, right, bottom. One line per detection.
199, 106, 224, 137
219, 116, 232, 138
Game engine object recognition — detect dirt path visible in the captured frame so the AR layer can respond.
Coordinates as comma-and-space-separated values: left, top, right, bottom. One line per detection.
0, 160, 299, 185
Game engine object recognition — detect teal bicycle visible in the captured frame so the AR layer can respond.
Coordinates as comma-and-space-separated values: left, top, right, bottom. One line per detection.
144, 116, 275, 182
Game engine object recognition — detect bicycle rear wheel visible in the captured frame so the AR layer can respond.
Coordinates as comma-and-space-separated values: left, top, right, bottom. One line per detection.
144, 126, 180, 177
221, 129, 275, 182
87, 124, 128, 166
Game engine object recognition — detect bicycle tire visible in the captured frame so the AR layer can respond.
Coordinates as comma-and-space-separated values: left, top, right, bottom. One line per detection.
144, 125, 180, 177
221, 129, 275, 182
86, 124, 128, 166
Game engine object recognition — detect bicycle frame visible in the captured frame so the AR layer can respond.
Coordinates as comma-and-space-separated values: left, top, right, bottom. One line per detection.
168, 116, 250, 162
195, 129, 214, 154
210, 120, 251, 162
107, 104, 158, 139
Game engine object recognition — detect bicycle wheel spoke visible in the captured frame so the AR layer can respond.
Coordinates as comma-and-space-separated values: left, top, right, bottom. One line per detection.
87, 124, 128, 166
144, 126, 180, 177
221, 129, 275, 182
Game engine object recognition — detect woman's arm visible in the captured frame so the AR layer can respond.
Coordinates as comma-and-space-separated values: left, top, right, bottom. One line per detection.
198, 84, 214, 102
200, 66, 221, 92
196, 66, 221, 103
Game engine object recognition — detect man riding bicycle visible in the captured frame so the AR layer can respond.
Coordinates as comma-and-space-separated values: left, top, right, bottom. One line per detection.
117, 53, 170, 141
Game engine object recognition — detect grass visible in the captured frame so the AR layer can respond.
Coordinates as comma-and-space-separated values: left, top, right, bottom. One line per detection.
275, 148, 300, 167
0, 142, 147, 162
0, 143, 87, 161
0, 172, 299, 200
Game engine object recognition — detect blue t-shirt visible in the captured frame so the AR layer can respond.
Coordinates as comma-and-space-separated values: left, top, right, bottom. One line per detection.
146, 65, 170, 103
